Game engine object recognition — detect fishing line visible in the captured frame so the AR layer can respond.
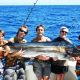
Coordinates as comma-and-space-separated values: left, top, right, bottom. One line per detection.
22, 0, 38, 26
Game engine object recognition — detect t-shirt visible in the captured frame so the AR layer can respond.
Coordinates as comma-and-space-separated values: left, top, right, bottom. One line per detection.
53, 37, 72, 45
52, 37, 72, 66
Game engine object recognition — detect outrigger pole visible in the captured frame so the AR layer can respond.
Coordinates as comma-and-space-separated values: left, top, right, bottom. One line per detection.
22, 0, 38, 26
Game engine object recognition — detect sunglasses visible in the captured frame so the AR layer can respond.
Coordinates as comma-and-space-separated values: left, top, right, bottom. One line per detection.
61, 31, 67, 34
19, 28, 27, 34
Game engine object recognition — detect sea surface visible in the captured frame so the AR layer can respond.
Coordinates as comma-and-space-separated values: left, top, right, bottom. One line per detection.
0, 5, 80, 45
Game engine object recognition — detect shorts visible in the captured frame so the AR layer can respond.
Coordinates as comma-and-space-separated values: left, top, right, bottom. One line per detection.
51, 65, 68, 74
33, 59, 51, 78
76, 66, 80, 70
51, 60, 68, 74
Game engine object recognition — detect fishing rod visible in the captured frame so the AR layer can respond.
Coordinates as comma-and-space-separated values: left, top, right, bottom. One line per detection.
22, 0, 38, 26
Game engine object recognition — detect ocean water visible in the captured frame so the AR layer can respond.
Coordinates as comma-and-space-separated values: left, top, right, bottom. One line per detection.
0, 5, 80, 45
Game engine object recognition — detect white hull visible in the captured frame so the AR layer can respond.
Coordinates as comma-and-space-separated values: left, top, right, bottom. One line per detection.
25, 61, 77, 80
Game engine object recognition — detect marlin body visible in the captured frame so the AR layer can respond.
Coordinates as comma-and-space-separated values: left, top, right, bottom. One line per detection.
8, 42, 80, 60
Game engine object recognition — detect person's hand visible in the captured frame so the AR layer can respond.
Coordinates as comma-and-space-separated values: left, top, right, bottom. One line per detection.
52, 57, 59, 61
70, 57, 75, 61
17, 48, 25, 56
36, 54, 50, 61
75, 56, 80, 61
13, 48, 25, 57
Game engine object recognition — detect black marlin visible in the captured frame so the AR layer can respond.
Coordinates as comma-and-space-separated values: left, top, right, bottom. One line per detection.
6, 41, 80, 59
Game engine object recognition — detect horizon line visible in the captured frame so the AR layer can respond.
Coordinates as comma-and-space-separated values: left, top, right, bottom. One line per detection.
0, 4, 80, 6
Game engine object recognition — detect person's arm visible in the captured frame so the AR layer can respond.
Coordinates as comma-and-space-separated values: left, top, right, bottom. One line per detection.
64, 38, 73, 44
8, 37, 15, 43
46, 37, 51, 42
3, 44, 11, 57
31, 38, 36, 42
11, 49, 24, 58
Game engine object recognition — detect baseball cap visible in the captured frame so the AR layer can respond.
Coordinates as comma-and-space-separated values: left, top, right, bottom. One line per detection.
60, 26, 69, 33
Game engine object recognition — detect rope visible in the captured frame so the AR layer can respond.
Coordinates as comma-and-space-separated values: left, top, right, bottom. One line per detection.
23, 0, 38, 26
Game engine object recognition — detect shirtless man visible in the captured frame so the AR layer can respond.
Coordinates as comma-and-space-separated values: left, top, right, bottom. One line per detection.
32, 24, 51, 80
0, 29, 21, 80
0, 29, 10, 79
9, 25, 28, 43
4, 25, 28, 80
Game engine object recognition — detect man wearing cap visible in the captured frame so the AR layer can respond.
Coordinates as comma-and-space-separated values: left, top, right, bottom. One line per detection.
51, 26, 72, 80
53, 26, 72, 44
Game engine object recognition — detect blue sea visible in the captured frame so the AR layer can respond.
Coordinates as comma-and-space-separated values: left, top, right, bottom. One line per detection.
0, 5, 80, 45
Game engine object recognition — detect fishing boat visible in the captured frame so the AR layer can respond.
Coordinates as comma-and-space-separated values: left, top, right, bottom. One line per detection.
24, 61, 77, 80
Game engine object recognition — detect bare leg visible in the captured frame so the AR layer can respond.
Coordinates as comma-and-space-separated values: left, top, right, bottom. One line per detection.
61, 74, 65, 80
43, 76, 49, 80
37, 77, 43, 80
56, 74, 61, 80
56, 74, 65, 80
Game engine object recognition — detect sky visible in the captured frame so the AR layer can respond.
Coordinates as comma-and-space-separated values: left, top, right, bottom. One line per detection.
0, 0, 80, 5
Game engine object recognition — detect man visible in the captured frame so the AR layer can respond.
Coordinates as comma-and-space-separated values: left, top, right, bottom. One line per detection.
53, 26, 72, 44
0, 29, 10, 80
51, 26, 72, 80
75, 35, 80, 77
4, 25, 28, 80
9, 25, 28, 43
0, 29, 24, 80
32, 24, 51, 80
